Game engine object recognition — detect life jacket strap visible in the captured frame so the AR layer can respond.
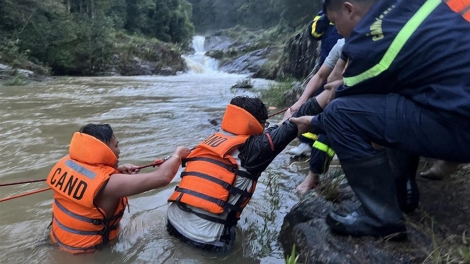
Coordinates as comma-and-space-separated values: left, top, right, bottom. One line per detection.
54, 216, 103, 235
184, 157, 257, 181
181, 171, 253, 199
51, 229, 103, 253
175, 187, 243, 213
55, 200, 104, 225
175, 202, 237, 226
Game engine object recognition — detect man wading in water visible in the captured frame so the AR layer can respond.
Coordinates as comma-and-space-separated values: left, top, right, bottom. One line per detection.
166, 96, 324, 252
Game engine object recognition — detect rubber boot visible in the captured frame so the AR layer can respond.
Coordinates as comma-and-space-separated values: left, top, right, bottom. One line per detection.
326, 151, 407, 240
386, 148, 420, 213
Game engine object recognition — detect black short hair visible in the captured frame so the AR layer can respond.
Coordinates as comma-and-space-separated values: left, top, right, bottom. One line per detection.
79, 124, 114, 144
323, 0, 377, 13
229, 96, 268, 123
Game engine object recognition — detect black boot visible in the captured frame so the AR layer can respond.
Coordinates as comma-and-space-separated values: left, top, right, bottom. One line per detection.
326, 151, 407, 240
386, 148, 420, 213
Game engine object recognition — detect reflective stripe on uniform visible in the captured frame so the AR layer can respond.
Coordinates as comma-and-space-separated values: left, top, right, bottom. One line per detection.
312, 141, 335, 157
311, 15, 324, 38
344, 0, 441, 87
301, 132, 318, 141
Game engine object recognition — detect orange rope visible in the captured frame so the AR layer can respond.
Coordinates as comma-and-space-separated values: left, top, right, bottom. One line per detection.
268, 107, 288, 118
0, 187, 51, 203
0, 179, 47, 187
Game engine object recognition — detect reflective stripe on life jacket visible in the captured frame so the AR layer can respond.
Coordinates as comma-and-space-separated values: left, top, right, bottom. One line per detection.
47, 133, 128, 254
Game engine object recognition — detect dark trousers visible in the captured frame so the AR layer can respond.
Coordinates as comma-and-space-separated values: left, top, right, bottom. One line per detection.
310, 134, 334, 174
312, 94, 470, 162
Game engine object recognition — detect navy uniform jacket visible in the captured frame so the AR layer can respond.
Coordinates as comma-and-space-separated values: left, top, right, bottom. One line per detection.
336, 0, 470, 120
309, 11, 343, 66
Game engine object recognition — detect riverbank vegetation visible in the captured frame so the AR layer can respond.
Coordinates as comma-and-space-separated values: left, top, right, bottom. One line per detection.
0, 0, 318, 80
0, 0, 194, 77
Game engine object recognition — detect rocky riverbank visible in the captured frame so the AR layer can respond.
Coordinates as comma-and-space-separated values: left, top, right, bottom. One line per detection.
280, 161, 470, 264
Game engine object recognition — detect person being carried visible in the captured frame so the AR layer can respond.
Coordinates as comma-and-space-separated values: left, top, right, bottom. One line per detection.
46, 124, 191, 254
166, 96, 323, 252
291, 0, 470, 239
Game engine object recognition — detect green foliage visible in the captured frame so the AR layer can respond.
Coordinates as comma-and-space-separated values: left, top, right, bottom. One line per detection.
285, 244, 300, 264
0, 0, 194, 75
187, 0, 321, 32
458, 246, 470, 263
261, 79, 296, 107
125, 0, 194, 45
2, 74, 30, 86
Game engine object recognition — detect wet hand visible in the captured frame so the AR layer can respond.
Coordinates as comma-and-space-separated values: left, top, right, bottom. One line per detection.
174, 146, 191, 160
118, 164, 140, 174
289, 116, 315, 137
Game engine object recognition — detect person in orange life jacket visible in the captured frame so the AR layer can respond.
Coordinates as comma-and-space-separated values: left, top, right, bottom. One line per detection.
290, 0, 470, 239
166, 96, 319, 252
46, 124, 191, 254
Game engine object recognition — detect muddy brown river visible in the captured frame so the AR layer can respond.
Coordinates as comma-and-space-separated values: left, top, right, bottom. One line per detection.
0, 73, 308, 264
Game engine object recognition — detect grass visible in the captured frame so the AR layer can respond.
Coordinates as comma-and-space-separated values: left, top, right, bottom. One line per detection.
2, 73, 30, 86
412, 214, 470, 264
260, 78, 297, 107
318, 168, 344, 202
286, 244, 300, 264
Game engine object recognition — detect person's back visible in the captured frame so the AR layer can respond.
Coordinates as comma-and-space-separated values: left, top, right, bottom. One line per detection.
337, 0, 470, 119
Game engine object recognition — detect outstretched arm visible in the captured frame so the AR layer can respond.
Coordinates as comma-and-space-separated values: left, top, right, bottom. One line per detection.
99, 146, 191, 199
238, 121, 298, 175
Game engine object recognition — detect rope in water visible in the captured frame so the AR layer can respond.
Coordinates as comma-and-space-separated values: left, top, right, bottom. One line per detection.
0, 107, 288, 201
0, 187, 52, 203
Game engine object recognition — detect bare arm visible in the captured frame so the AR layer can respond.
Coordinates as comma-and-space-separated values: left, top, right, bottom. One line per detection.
294, 63, 333, 109
327, 58, 346, 83
99, 146, 191, 199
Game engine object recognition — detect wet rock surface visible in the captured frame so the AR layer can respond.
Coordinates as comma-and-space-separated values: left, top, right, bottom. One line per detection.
220, 48, 275, 75
280, 163, 470, 264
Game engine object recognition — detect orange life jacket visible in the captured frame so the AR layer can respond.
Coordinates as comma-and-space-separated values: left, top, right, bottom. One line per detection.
168, 104, 264, 226
47, 132, 128, 254
445, 0, 470, 21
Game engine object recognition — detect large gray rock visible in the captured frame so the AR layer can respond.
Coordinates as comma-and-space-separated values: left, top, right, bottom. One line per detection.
277, 28, 320, 80
279, 168, 470, 264
219, 48, 275, 74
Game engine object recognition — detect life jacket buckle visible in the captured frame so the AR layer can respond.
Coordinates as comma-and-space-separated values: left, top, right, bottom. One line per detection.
99, 225, 108, 235
227, 166, 237, 173
92, 219, 103, 225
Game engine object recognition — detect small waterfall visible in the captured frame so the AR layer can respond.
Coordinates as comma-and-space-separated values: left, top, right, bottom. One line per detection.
183, 36, 219, 74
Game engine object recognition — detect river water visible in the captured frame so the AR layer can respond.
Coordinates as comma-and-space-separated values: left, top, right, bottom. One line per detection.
0, 39, 307, 264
